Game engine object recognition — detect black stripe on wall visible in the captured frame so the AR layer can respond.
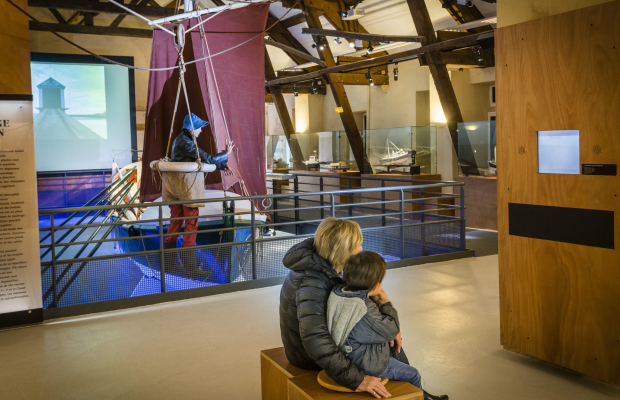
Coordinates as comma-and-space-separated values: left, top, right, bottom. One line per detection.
0, 308, 43, 329
509, 203, 615, 249
0, 94, 33, 101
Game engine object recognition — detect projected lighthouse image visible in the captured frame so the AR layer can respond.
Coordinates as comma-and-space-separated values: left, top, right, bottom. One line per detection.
30, 60, 133, 172
34, 77, 103, 140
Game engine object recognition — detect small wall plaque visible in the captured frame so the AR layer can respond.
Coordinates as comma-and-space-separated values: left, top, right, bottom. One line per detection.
582, 164, 617, 176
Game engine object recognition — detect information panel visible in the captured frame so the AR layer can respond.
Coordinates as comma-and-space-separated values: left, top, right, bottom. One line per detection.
0, 100, 42, 325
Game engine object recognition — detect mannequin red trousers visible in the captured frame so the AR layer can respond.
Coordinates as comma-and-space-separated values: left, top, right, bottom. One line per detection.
165, 205, 199, 247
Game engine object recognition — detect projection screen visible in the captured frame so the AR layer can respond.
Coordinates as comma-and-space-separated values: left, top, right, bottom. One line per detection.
30, 53, 137, 172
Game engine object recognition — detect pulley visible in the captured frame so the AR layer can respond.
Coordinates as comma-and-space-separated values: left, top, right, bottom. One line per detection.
172, 23, 186, 50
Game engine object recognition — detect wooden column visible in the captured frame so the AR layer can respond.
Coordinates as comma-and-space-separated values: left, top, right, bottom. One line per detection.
265, 49, 305, 170
1, 0, 32, 96
302, 3, 371, 173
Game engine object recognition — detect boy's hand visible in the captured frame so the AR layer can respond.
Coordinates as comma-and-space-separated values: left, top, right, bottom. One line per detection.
390, 332, 402, 353
371, 289, 390, 305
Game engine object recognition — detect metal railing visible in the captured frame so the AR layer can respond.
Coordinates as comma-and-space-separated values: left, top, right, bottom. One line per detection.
39, 178, 466, 312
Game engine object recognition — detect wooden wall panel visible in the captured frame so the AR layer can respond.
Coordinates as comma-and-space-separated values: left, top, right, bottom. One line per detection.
0, 0, 32, 95
496, 1, 620, 385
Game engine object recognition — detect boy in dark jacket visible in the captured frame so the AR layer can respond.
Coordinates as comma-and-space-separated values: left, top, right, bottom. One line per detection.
327, 251, 449, 400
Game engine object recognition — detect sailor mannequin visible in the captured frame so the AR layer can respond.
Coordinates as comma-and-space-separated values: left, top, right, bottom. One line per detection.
164, 113, 234, 279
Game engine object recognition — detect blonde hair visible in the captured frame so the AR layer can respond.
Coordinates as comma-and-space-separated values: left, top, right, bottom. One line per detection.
314, 217, 363, 270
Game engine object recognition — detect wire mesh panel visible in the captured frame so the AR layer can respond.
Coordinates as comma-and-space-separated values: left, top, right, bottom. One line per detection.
42, 254, 153, 309
361, 227, 402, 261
255, 236, 307, 279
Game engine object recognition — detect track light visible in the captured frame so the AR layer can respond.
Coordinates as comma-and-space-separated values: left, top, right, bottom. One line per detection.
475, 48, 484, 66
442, 0, 453, 9
366, 44, 374, 54
311, 80, 318, 94
349, 41, 355, 48
293, 84, 298, 97
365, 69, 373, 86
334, 37, 342, 45
393, 63, 398, 81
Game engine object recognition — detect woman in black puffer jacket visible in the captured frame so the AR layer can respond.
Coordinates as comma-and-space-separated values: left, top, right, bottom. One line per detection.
279, 218, 391, 398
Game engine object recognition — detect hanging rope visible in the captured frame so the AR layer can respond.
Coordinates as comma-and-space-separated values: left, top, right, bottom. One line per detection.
5, 0, 301, 73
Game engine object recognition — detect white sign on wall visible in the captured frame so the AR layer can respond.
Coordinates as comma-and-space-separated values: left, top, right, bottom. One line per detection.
0, 100, 42, 322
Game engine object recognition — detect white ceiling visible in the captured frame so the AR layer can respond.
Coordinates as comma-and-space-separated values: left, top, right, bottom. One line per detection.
27, 0, 496, 71
267, 0, 496, 70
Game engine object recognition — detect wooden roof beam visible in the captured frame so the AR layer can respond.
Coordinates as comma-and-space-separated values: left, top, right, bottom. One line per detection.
29, 21, 153, 38
266, 33, 484, 86
27, 0, 176, 18
302, 28, 426, 44
302, 2, 371, 173
266, 40, 326, 67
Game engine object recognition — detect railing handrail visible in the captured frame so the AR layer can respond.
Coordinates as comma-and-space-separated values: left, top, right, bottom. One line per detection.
39, 181, 462, 215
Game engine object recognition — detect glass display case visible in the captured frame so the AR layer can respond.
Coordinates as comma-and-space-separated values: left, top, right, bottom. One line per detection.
266, 126, 438, 175
365, 126, 437, 174
265, 135, 292, 169
457, 120, 497, 177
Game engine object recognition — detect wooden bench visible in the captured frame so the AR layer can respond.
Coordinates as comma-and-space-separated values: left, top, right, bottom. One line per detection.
261, 347, 424, 400
261, 347, 315, 400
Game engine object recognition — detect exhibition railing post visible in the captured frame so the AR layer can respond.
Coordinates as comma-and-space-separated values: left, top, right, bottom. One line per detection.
460, 185, 466, 251
293, 176, 300, 234
251, 201, 257, 280
381, 181, 386, 227
348, 179, 353, 217
271, 179, 279, 223
50, 213, 58, 308
400, 189, 405, 259
159, 205, 166, 293
320, 177, 324, 219
330, 194, 335, 217
421, 188, 427, 256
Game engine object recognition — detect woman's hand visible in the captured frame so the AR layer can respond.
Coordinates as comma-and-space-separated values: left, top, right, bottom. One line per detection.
357, 376, 391, 398
371, 289, 390, 305
390, 331, 402, 353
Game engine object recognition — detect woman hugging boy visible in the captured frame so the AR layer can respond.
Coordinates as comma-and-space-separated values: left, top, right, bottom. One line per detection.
327, 251, 448, 400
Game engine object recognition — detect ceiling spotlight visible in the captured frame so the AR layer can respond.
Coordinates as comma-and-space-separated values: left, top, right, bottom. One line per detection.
293, 84, 298, 97
475, 48, 484, 66
311, 80, 318, 94
334, 37, 342, 45
365, 70, 373, 86
442, 0, 453, 9
366, 44, 374, 54
349, 41, 355, 48
393, 63, 398, 81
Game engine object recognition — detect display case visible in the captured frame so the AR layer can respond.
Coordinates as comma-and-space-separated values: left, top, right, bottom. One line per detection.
365, 126, 437, 174
457, 120, 497, 177
266, 126, 438, 174
266, 135, 292, 169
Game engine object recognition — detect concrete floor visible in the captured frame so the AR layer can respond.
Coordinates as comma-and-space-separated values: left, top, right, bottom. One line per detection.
1, 255, 619, 400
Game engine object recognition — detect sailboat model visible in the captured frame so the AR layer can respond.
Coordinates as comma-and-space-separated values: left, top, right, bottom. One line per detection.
380, 140, 411, 165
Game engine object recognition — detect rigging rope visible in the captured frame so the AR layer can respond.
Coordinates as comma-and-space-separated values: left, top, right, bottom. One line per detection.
5, 0, 301, 73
